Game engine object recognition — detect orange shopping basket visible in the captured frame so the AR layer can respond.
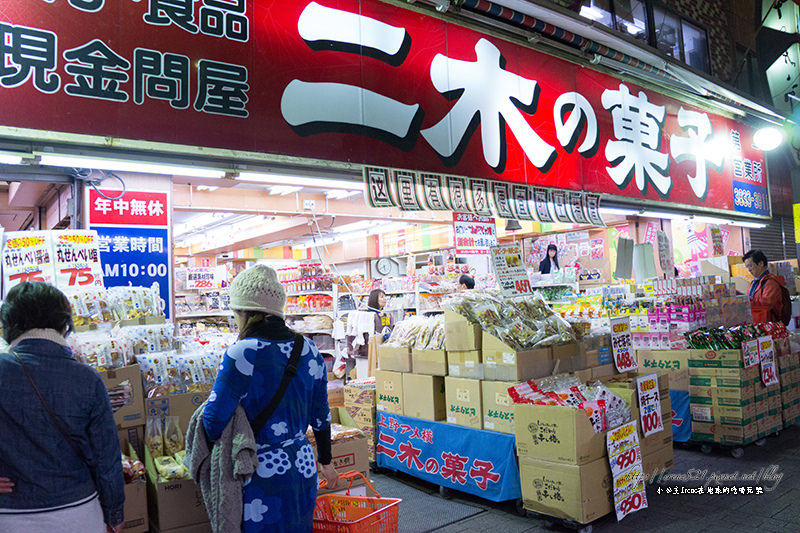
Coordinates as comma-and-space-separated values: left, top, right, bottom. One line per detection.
313, 471, 401, 533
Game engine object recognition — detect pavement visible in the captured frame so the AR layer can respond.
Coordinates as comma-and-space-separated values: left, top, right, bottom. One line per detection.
370, 424, 800, 532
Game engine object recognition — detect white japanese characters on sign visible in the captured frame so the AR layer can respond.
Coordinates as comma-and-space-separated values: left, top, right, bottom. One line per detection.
490, 242, 531, 297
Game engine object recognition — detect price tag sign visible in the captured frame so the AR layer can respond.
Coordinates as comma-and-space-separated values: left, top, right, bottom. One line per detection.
758, 336, 779, 387
453, 213, 497, 255
53, 231, 104, 290
636, 374, 664, 437
186, 267, 217, 289
742, 339, 760, 369
490, 243, 531, 297
610, 316, 638, 372
606, 421, 648, 521
3, 231, 56, 297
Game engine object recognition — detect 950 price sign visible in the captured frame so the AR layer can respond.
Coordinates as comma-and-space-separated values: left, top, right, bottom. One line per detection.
732, 182, 769, 216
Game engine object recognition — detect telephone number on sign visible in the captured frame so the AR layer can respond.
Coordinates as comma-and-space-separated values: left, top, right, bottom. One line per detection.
733, 186, 765, 210
104, 263, 168, 278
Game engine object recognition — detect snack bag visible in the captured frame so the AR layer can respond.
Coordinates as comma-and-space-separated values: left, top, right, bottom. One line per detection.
154, 456, 186, 481
164, 416, 184, 455
145, 416, 164, 458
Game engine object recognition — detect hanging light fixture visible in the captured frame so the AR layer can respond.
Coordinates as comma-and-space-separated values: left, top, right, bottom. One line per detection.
505, 219, 523, 232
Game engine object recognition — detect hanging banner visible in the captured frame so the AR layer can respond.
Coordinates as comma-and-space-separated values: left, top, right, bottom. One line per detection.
88, 188, 171, 318
606, 422, 648, 521
636, 374, 664, 437
567, 191, 589, 224
550, 190, 571, 223
490, 242, 531, 297
742, 338, 760, 369
421, 173, 451, 211
644, 222, 658, 244
364, 167, 395, 208
610, 316, 638, 372
468, 179, 493, 217
376, 413, 521, 502
758, 336, 779, 387
453, 213, 497, 255
53, 230, 104, 290
491, 182, 515, 220
709, 225, 724, 256
656, 230, 674, 274
533, 187, 554, 223
447, 176, 470, 213
393, 170, 423, 211
512, 185, 534, 221
585, 193, 605, 227
2, 231, 56, 297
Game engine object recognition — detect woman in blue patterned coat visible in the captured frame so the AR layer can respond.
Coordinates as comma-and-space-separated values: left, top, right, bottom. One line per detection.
202, 265, 339, 532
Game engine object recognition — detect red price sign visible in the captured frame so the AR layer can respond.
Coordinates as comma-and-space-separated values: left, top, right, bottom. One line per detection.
193, 279, 213, 288
615, 448, 640, 471
619, 491, 647, 516
60, 267, 95, 286
761, 361, 779, 387
8, 271, 45, 283
642, 412, 662, 434
514, 279, 531, 294
611, 317, 638, 372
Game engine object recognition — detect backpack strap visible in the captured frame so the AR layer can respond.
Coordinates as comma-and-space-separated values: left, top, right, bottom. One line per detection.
250, 333, 305, 436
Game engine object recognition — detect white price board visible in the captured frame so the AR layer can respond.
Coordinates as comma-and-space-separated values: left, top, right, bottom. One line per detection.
636, 374, 664, 437
610, 316, 638, 372
490, 242, 531, 297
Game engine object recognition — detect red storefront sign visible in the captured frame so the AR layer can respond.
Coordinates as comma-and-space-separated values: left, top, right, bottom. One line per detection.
87, 189, 168, 226
0, 1, 767, 215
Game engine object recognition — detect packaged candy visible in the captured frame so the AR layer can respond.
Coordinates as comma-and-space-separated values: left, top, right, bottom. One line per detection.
146, 417, 164, 458
154, 456, 187, 481
164, 416, 184, 456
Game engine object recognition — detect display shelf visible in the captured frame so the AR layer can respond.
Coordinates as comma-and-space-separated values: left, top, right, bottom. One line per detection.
286, 291, 335, 297
284, 310, 335, 316
420, 309, 444, 314
295, 329, 333, 335
175, 310, 234, 319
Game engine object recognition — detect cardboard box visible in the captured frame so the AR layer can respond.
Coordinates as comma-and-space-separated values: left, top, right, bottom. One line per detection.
690, 402, 756, 425
375, 370, 404, 414
669, 369, 689, 392
99, 364, 146, 429
119, 425, 145, 458
640, 443, 674, 480
122, 481, 148, 533
447, 350, 483, 379
144, 448, 208, 531
691, 421, 717, 441
481, 380, 515, 434
720, 422, 758, 445
689, 348, 743, 368
312, 408, 370, 494
519, 456, 613, 524
444, 377, 482, 429
412, 349, 447, 376
483, 346, 553, 381
514, 404, 606, 464
344, 385, 376, 426
328, 380, 345, 407
573, 368, 593, 383
637, 350, 690, 372
591, 364, 617, 379
689, 366, 759, 388
444, 310, 482, 351
689, 385, 754, 406
402, 373, 445, 421
146, 392, 210, 431
636, 416, 673, 457
551, 342, 579, 372
378, 345, 412, 373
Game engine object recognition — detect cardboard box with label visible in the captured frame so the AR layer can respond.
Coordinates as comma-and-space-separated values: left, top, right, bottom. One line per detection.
98, 364, 146, 429
145, 392, 210, 431
144, 448, 208, 532
482, 333, 554, 381
119, 425, 145, 459
375, 370, 404, 414
378, 345, 412, 373
122, 480, 148, 533
519, 456, 613, 524
412, 349, 448, 376
447, 350, 483, 379
551, 342, 581, 372
444, 377, 482, 429
444, 310, 482, 352
689, 348, 744, 368
344, 385, 376, 426
402, 373, 445, 421
481, 380, 515, 434
314, 408, 370, 495
637, 350, 690, 372
514, 404, 606, 464
591, 364, 618, 379
689, 366, 760, 388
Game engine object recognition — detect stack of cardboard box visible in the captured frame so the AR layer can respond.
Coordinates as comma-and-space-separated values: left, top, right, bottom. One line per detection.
776, 338, 800, 426
688, 347, 775, 444
344, 381, 377, 461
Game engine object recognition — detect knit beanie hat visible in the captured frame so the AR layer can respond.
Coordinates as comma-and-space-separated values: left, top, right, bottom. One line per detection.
228, 264, 286, 318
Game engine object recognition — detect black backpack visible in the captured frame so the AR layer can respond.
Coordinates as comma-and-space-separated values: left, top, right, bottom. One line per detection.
761, 276, 792, 326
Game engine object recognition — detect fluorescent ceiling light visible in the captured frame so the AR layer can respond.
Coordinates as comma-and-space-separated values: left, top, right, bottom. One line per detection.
579, 6, 604, 21
639, 210, 687, 220
753, 126, 784, 151
0, 153, 23, 165
196, 185, 219, 191
327, 189, 362, 200
599, 207, 638, 216
238, 172, 364, 191
269, 185, 303, 196
730, 221, 767, 229
39, 154, 226, 178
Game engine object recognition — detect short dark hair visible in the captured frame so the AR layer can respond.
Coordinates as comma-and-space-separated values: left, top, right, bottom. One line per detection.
1, 282, 74, 343
367, 289, 385, 309
743, 249, 768, 266
458, 274, 475, 289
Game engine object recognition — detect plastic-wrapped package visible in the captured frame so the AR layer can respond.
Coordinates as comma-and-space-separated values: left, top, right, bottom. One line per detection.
68, 329, 132, 370
164, 416, 184, 455
155, 456, 187, 481
108, 284, 163, 319
66, 288, 117, 326
146, 417, 164, 457
383, 315, 445, 350
176, 353, 213, 393
139, 352, 180, 397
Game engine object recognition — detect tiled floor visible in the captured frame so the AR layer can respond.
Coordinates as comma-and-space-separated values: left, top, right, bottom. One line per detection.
372, 425, 800, 532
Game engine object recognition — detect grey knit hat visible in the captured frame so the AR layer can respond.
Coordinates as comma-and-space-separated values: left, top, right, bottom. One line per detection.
228, 264, 286, 318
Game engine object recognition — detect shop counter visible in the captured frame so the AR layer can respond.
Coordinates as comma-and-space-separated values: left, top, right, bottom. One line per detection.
376, 413, 521, 502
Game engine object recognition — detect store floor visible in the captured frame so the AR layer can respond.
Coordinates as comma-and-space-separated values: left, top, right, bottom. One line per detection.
370, 424, 800, 532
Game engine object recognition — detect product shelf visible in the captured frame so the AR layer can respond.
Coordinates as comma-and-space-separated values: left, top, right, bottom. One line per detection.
286, 291, 335, 297
175, 310, 234, 319
285, 311, 336, 316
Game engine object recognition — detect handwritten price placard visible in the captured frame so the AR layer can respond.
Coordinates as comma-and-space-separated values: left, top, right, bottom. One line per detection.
606, 421, 647, 521
758, 336, 779, 387
610, 317, 638, 372
742, 339, 760, 369
53, 231, 104, 289
490, 243, 531, 298
636, 374, 664, 437
3, 231, 56, 296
